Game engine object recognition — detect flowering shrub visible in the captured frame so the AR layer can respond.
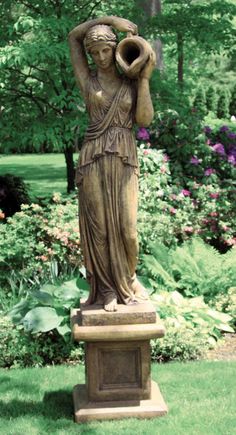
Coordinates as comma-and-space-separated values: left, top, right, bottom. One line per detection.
0, 193, 82, 292
138, 147, 236, 252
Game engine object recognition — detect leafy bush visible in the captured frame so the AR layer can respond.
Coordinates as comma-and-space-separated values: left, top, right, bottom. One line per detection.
0, 193, 82, 296
9, 277, 89, 338
137, 147, 236, 252
0, 314, 76, 368
150, 290, 233, 362
139, 238, 236, 301
214, 287, 236, 330
0, 173, 29, 219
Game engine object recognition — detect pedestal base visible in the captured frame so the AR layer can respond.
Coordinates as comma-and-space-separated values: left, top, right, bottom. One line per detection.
73, 380, 168, 423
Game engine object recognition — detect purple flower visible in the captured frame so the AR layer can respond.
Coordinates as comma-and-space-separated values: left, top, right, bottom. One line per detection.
227, 132, 236, 140
190, 156, 200, 165
228, 154, 236, 165
204, 126, 212, 134
220, 125, 229, 132
204, 168, 215, 176
181, 189, 191, 196
212, 143, 226, 155
137, 127, 150, 141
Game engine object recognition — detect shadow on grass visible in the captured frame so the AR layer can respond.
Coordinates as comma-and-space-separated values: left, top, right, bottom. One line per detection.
0, 390, 73, 420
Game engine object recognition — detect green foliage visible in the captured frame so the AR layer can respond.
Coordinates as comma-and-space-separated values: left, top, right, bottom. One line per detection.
214, 287, 236, 330
0, 313, 75, 368
138, 145, 236, 252
206, 86, 218, 114
229, 84, 236, 116
193, 87, 207, 117
9, 277, 88, 337
0, 173, 30, 218
0, 193, 82, 295
150, 289, 234, 362
140, 238, 236, 301
217, 89, 230, 119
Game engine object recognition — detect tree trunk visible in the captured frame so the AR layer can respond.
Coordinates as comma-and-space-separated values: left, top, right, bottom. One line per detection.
139, 0, 164, 70
64, 145, 75, 193
177, 32, 184, 87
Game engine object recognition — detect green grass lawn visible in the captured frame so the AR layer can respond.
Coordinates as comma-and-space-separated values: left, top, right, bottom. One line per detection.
0, 154, 78, 199
0, 361, 236, 435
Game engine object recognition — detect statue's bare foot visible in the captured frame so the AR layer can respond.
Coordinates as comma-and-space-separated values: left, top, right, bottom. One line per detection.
131, 277, 149, 301
104, 294, 117, 312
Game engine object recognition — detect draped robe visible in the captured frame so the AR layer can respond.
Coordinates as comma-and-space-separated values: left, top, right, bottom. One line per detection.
76, 73, 139, 304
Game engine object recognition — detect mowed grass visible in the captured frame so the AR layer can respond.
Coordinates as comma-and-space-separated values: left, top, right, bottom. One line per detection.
0, 361, 236, 435
0, 154, 79, 199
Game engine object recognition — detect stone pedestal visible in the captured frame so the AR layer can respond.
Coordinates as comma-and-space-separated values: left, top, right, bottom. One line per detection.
71, 301, 168, 423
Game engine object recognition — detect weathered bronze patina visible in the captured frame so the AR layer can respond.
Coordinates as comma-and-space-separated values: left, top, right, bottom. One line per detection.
68, 16, 155, 312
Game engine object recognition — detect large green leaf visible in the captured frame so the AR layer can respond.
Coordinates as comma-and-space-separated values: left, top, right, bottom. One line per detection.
76, 277, 90, 291
32, 290, 54, 305
8, 299, 31, 323
22, 307, 63, 333
54, 279, 80, 301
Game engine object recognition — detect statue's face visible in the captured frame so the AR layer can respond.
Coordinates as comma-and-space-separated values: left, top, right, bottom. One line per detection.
90, 43, 114, 70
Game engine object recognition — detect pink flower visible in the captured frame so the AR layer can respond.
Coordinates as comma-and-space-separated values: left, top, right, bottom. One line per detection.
226, 238, 236, 246
170, 207, 177, 214
183, 226, 194, 233
210, 193, 219, 199
171, 194, 177, 200
40, 255, 48, 262
160, 165, 167, 173
206, 139, 211, 145
181, 189, 191, 196
204, 168, 215, 176
143, 149, 151, 155
163, 154, 170, 162
210, 212, 218, 217
222, 225, 229, 232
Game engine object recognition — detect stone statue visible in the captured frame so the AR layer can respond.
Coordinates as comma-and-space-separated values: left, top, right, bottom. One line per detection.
68, 16, 155, 312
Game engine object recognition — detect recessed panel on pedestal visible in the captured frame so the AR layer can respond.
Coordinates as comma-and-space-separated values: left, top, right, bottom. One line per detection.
86, 340, 151, 401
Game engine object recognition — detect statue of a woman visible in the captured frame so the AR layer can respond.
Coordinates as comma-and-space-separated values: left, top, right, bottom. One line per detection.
68, 16, 155, 312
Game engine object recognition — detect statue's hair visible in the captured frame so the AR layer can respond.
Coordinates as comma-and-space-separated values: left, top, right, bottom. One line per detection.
84, 25, 117, 53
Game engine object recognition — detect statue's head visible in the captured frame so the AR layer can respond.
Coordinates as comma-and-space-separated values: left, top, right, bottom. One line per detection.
84, 25, 117, 53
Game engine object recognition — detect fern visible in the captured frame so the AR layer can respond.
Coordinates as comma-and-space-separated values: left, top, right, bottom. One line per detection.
141, 237, 236, 299
142, 255, 176, 291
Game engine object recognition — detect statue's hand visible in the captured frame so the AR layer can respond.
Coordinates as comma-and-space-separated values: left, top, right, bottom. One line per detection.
111, 16, 138, 35
140, 49, 156, 80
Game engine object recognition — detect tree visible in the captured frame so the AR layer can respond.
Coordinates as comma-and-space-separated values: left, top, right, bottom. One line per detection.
229, 84, 236, 117
217, 89, 230, 119
193, 86, 207, 117
0, 0, 137, 192
206, 85, 218, 114
150, 0, 236, 88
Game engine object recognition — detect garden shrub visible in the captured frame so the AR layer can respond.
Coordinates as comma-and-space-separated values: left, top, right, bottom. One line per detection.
193, 86, 207, 117
139, 237, 236, 302
217, 88, 230, 119
213, 287, 236, 330
0, 314, 78, 368
229, 83, 236, 116
0, 173, 29, 219
0, 193, 82, 297
206, 86, 218, 114
137, 145, 236, 252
